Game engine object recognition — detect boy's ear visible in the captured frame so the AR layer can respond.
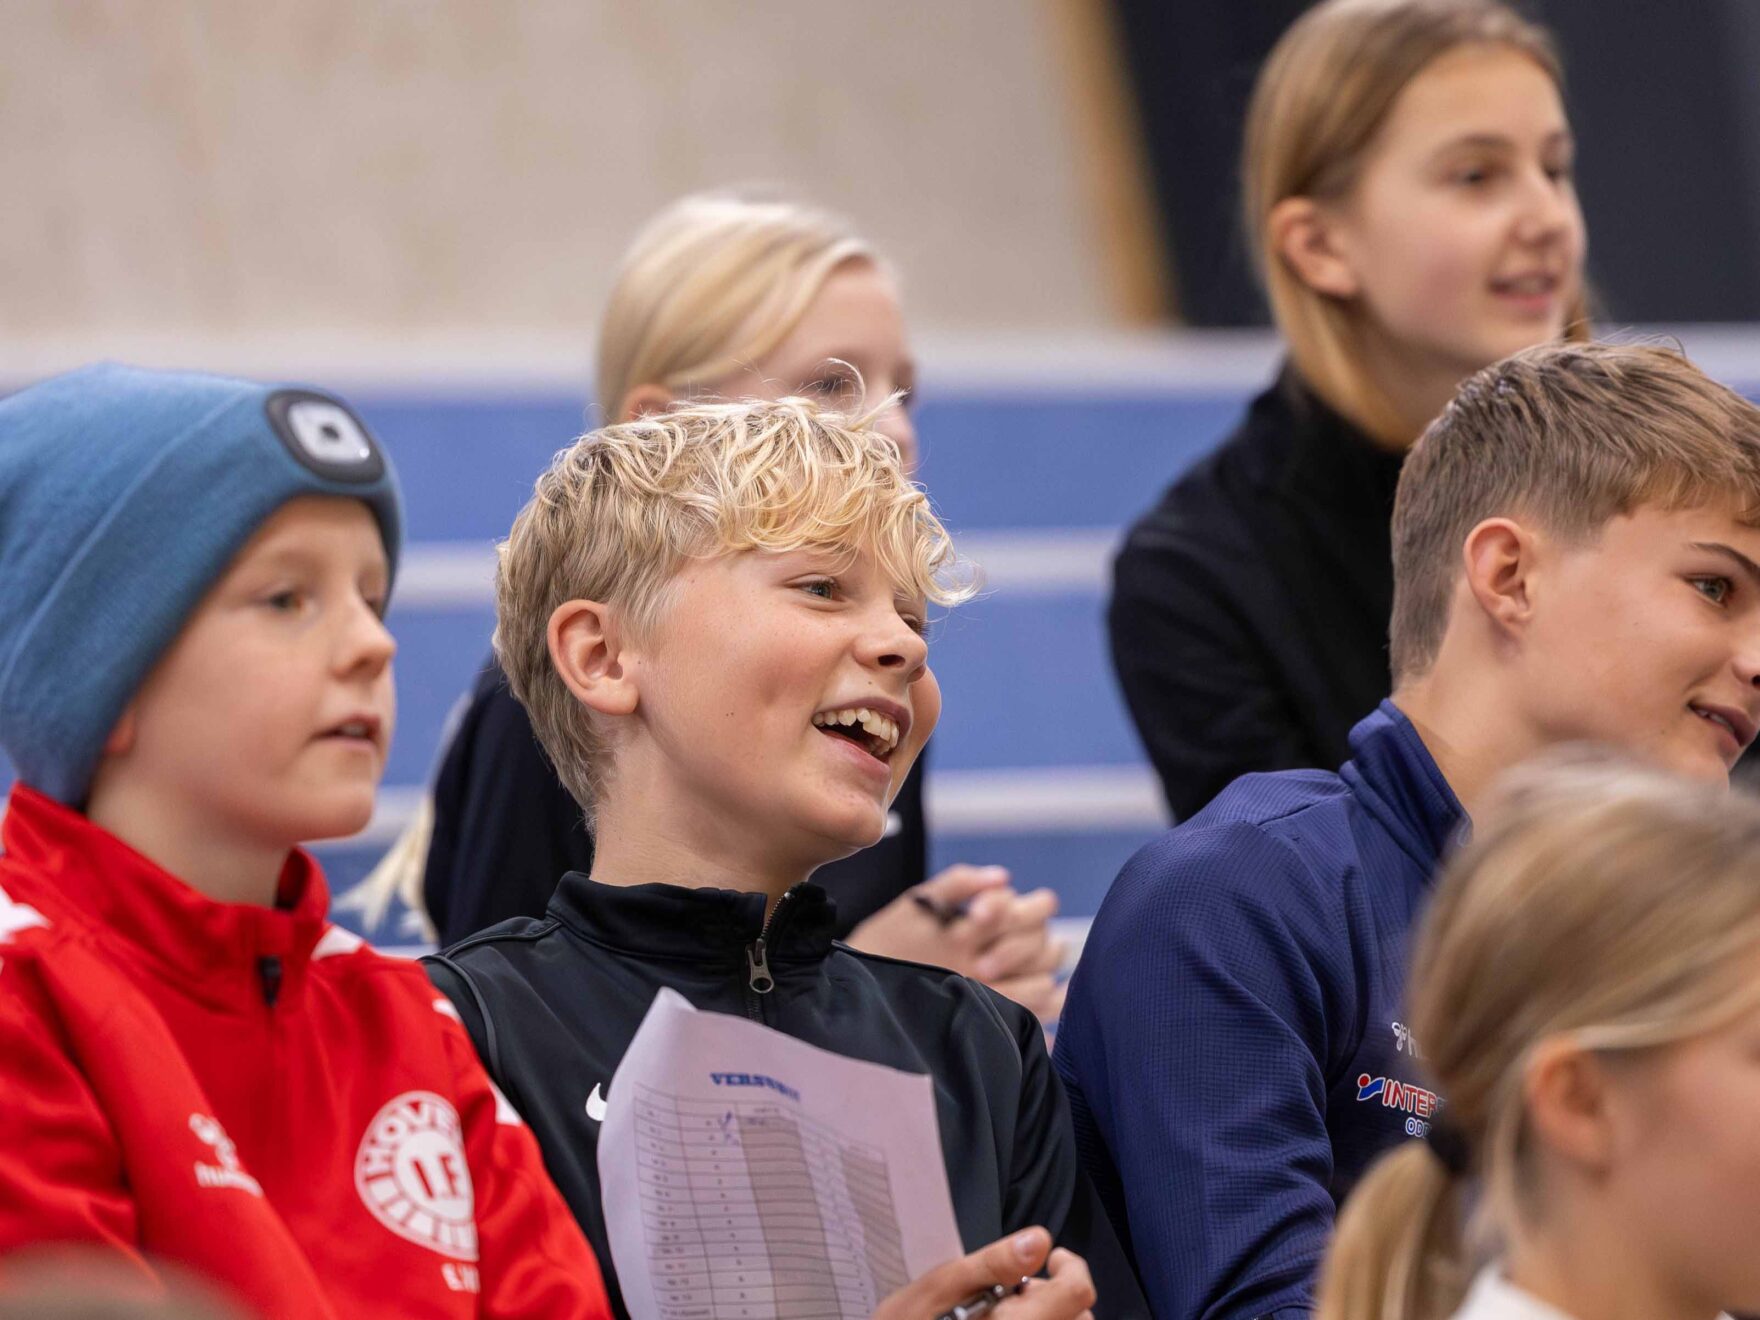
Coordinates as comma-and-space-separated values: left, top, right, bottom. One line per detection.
1267, 196, 1360, 300
617, 384, 675, 424
101, 706, 138, 759
1461, 517, 1538, 642
547, 599, 639, 717
1524, 1037, 1616, 1173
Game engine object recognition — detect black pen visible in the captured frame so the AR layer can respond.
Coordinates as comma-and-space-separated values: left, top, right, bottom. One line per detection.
911, 889, 971, 927
932, 1276, 1029, 1320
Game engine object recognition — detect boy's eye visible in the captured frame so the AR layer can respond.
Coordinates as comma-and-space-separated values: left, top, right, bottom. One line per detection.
264, 588, 305, 612
799, 578, 837, 600
1692, 576, 1733, 605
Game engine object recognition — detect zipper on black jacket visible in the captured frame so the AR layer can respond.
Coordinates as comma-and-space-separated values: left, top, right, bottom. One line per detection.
258, 955, 283, 1008
744, 888, 794, 1020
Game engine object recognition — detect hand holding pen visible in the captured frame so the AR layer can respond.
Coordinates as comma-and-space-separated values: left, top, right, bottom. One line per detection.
870, 1226, 1096, 1320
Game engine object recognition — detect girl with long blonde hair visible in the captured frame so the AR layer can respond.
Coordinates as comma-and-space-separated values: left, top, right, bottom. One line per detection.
1318, 752, 1760, 1320
1110, 0, 1589, 822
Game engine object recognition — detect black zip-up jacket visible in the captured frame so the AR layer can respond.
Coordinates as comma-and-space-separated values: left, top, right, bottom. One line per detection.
425, 876, 1147, 1319
1109, 367, 1404, 822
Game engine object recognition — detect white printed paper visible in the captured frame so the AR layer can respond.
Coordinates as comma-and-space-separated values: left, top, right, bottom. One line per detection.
599, 988, 963, 1319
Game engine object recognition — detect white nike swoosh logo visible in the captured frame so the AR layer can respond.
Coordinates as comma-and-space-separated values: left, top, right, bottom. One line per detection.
585, 1083, 608, 1122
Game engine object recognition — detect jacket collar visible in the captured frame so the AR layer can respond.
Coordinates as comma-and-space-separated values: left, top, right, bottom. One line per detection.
1267, 365, 1407, 512
548, 872, 838, 970
1339, 700, 1469, 874
0, 783, 333, 1010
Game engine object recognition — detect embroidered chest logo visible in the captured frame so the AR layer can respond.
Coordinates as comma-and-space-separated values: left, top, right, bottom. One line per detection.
354, 1091, 478, 1261
190, 1114, 263, 1197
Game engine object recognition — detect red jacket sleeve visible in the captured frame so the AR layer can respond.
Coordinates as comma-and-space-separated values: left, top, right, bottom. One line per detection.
0, 949, 158, 1289
434, 999, 613, 1319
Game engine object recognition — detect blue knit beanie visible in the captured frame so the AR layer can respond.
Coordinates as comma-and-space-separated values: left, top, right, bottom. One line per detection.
0, 363, 403, 805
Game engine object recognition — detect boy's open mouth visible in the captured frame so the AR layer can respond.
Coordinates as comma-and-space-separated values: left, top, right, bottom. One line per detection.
811, 706, 902, 762
318, 714, 382, 746
1690, 702, 1757, 751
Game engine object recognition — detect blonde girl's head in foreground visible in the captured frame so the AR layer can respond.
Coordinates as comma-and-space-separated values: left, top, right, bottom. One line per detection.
1245, 0, 1588, 443
1317, 751, 1760, 1320
596, 189, 917, 469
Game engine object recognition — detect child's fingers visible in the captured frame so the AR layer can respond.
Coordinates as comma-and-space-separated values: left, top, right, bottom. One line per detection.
995, 1248, 1096, 1320
975, 930, 1067, 983
917, 864, 1013, 909
977, 888, 1059, 941
870, 1228, 1050, 1320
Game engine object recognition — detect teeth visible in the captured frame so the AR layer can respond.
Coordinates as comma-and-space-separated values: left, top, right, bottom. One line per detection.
338, 721, 370, 737
812, 707, 901, 756
1695, 708, 1740, 739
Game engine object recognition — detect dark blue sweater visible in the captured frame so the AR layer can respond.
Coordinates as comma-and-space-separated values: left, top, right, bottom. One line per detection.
1054, 701, 1466, 1319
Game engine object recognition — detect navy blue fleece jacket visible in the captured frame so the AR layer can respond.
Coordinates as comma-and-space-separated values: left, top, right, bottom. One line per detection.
1054, 702, 1466, 1319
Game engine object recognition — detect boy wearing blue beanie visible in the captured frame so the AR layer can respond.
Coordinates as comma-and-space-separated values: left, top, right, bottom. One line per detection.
0, 365, 612, 1317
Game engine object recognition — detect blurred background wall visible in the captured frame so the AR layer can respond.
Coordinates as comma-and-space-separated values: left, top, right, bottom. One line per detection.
3, 0, 1129, 365
8, 1, 1760, 943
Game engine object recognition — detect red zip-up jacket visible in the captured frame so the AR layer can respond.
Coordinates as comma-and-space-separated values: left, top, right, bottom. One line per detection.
0, 784, 612, 1319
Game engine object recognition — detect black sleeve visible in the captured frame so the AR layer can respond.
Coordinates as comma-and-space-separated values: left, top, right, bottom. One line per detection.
1001, 999, 1150, 1320
423, 659, 595, 946
1108, 522, 1316, 823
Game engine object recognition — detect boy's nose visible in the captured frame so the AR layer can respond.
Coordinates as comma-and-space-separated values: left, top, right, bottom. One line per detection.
339, 599, 397, 672
859, 609, 929, 676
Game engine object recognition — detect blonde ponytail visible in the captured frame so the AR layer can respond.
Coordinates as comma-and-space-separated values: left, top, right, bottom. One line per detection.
1315, 748, 1760, 1316
1316, 1141, 1468, 1320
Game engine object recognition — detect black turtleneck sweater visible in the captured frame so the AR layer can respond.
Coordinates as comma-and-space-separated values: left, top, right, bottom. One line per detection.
426, 878, 1148, 1319
1109, 368, 1405, 821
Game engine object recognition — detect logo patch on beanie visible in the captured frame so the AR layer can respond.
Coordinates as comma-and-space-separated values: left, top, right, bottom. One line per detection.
265, 391, 386, 483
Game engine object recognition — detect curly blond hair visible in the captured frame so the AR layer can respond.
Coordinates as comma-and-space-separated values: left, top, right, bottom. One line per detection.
496, 394, 972, 817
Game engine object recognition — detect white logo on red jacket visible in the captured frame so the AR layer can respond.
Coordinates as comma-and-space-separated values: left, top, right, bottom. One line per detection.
354, 1091, 478, 1261
190, 1114, 263, 1197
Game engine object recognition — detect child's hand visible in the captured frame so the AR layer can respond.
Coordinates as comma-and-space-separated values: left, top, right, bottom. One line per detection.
870, 1226, 1095, 1320
845, 866, 1069, 1024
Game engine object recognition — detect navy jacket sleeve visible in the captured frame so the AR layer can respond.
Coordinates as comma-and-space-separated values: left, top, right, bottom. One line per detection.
1054, 822, 1353, 1320
1109, 522, 1315, 825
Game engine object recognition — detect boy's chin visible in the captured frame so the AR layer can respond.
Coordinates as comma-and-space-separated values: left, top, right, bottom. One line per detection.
800, 802, 892, 859
281, 794, 379, 848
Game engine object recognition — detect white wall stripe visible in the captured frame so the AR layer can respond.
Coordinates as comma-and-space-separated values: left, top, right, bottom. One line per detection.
926, 764, 1166, 834
9, 325, 1759, 396
316, 764, 1167, 854
393, 528, 1119, 610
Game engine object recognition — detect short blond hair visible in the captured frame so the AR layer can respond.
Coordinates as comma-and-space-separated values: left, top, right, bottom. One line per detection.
1390, 340, 1760, 679
1317, 750, 1760, 1320
496, 396, 972, 816
1243, 0, 1586, 438
595, 190, 876, 423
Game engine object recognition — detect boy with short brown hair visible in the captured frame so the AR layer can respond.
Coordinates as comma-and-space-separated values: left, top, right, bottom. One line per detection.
1058, 341, 1760, 1320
